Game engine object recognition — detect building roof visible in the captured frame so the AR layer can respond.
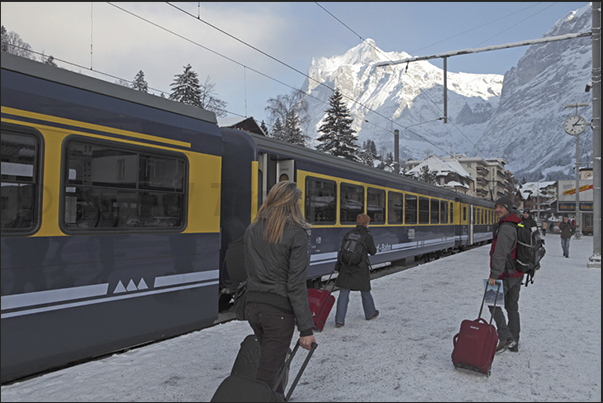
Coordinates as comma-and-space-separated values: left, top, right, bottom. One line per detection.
407, 155, 473, 180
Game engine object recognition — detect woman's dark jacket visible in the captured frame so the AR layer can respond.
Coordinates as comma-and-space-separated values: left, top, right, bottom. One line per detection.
243, 219, 315, 336
334, 225, 377, 292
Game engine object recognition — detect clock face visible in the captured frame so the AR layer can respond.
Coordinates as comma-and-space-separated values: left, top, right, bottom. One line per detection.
564, 115, 587, 135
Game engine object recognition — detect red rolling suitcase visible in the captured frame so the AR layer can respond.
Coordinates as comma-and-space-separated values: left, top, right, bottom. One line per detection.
451, 283, 501, 376
307, 272, 336, 331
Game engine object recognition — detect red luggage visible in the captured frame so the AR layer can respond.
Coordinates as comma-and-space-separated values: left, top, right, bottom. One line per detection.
451, 283, 501, 376
307, 272, 336, 331
307, 288, 335, 331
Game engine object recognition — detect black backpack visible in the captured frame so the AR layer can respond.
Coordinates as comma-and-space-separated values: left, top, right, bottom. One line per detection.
340, 230, 366, 265
514, 222, 546, 287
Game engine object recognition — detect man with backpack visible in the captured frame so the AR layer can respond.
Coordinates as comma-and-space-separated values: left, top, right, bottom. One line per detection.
333, 214, 378, 328
488, 197, 523, 353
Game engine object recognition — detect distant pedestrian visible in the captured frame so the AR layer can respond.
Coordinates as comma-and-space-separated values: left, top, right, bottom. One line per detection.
488, 196, 523, 353
541, 220, 548, 237
334, 213, 379, 327
559, 215, 576, 258
521, 209, 537, 231
243, 181, 316, 397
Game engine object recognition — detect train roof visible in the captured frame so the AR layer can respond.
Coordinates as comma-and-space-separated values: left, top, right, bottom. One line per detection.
1, 52, 217, 124
237, 129, 493, 203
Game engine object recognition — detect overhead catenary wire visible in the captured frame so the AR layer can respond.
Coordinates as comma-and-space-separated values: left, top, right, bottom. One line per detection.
162, 2, 453, 155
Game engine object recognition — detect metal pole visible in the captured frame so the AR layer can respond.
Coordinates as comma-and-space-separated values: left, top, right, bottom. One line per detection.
443, 57, 448, 124
575, 133, 582, 238
589, 2, 601, 268
394, 129, 400, 174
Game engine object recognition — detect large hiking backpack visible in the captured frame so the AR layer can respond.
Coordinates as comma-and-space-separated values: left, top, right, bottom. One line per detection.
515, 222, 546, 287
340, 230, 366, 265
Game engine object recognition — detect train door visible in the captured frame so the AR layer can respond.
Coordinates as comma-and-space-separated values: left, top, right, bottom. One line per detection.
257, 152, 295, 206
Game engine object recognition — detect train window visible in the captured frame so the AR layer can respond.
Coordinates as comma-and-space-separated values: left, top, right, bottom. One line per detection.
1, 129, 41, 232
441, 200, 448, 224
305, 177, 336, 224
63, 140, 186, 231
404, 194, 417, 224
340, 183, 364, 224
463, 206, 467, 222
388, 191, 403, 224
418, 197, 429, 224
450, 202, 454, 224
367, 188, 385, 224
431, 199, 440, 224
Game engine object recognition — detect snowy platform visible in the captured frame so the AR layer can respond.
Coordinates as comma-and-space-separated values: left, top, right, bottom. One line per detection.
1, 237, 600, 402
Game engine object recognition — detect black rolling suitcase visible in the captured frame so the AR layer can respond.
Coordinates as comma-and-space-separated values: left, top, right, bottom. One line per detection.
211, 336, 317, 402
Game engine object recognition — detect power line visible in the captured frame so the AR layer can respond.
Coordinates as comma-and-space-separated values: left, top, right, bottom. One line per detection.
163, 2, 452, 155
314, 2, 481, 155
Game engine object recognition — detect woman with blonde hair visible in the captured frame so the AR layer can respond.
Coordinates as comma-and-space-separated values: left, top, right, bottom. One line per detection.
243, 181, 316, 396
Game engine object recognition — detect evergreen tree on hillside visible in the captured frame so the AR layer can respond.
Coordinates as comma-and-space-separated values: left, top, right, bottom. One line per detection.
316, 88, 359, 161
417, 165, 438, 185
169, 64, 202, 107
132, 70, 148, 93
271, 118, 285, 140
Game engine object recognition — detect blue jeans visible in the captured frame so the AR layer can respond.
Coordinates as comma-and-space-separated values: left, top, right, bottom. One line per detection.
561, 237, 571, 257
335, 288, 377, 324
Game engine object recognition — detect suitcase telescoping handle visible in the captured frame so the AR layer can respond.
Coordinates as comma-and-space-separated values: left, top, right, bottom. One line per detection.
274, 341, 318, 401
478, 282, 501, 325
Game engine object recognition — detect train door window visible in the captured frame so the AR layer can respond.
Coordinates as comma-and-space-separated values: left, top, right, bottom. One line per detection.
367, 187, 385, 224
1, 128, 41, 232
419, 197, 430, 224
63, 140, 186, 231
441, 200, 448, 224
388, 191, 403, 224
431, 199, 440, 224
462, 206, 467, 222
405, 194, 417, 225
340, 183, 364, 224
305, 177, 336, 224
449, 202, 454, 224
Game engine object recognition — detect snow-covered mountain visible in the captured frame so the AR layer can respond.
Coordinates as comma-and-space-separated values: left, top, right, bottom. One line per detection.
474, 4, 592, 181
300, 4, 593, 182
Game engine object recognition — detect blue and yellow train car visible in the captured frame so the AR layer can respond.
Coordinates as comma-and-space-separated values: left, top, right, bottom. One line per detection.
1, 53, 223, 383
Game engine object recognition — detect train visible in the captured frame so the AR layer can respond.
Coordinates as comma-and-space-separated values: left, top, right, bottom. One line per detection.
1, 52, 495, 383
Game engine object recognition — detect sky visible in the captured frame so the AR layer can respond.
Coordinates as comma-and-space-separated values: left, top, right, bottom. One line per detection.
1, 234, 600, 402
1, 2, 592, 125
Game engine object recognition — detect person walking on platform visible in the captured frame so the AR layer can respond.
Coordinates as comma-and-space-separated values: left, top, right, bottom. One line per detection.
488, 197, 523, 353
559, 215, 576, 258
521, 209, 537, 231
334, 213, 379, 327
243, 181, 316, 396
541, 220, 548, 237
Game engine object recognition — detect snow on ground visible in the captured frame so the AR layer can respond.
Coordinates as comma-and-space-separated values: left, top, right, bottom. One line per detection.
1, 234, 600, 402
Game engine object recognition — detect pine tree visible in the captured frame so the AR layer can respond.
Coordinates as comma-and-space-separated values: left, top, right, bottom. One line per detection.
418, 165, 438, 185
271, 118, 285, 140
2, 25, 33, 59
132, 70, 148, 93
283, 113, 309, 147
315, 88, 359, 161
169, 64, 202, 107
260, 120, 269, 136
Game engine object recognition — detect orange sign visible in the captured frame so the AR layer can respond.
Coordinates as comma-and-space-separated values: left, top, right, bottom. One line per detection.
562, 184, 594, 196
